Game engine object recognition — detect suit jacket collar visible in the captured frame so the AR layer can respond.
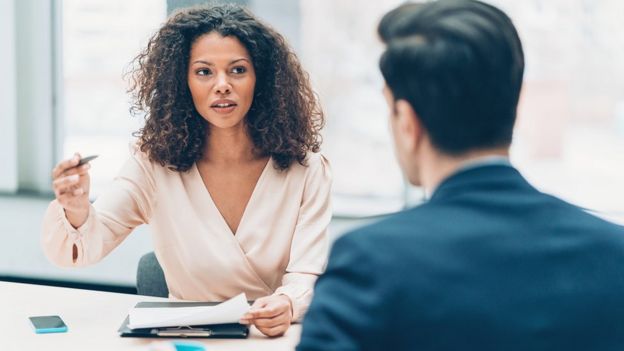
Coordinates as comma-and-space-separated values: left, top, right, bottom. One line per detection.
426, 156, 511, 197
429, 164, 533, 203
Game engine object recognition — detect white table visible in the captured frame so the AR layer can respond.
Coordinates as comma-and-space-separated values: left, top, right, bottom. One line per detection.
0, 282, 301, 351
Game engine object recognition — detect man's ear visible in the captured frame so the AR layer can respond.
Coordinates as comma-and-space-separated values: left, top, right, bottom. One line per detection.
395, 99, 422, 152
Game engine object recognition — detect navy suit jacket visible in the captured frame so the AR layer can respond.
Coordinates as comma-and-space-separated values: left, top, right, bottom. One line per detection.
298, 165, 624, 351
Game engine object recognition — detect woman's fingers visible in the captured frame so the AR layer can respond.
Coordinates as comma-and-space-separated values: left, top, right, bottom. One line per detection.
53, 177, 90, 217
57, 186, 88, 209
53, 174, 81, 193
241, 294, 292, 319
254, 318, 290, 337
240, 294, 293, 337
247, 305, 282, 319
249, 296, 269, 309
245, 295, 291, 319
53, 164, 90, 190
60, 163, 91, 178
249, 313, 289, 328
256, 323, 289, 337
241, 297, 269, 321
50, 153, 91, 228
52, 153, 81, 179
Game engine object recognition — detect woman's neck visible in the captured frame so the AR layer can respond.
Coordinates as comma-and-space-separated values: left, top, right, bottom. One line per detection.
202, 125, 258, 164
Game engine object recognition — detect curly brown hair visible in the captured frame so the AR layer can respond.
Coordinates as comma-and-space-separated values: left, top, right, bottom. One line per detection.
127, 4, 324, 171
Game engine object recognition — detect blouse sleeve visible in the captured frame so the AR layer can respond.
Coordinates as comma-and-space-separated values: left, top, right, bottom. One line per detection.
41, 147, 156, 267
274, 153, 332, 322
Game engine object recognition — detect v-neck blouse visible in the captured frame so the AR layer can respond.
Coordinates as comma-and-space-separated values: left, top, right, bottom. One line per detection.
41, 147, 332, 321
192, 157, 272, 237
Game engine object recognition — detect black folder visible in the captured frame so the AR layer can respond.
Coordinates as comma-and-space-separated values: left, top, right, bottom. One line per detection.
118, 301, 249, 338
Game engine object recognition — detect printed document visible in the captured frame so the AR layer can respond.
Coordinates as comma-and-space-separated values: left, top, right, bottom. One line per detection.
128, 293, 250, 329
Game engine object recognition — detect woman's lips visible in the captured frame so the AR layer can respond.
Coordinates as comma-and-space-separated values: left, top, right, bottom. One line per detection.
210, 101, 238, 114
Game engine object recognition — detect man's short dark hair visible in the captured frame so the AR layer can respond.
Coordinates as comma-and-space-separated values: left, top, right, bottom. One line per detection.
379, 0, 524, 155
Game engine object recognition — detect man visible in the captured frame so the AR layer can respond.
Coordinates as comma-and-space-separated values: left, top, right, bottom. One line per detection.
297, 1, 624, 350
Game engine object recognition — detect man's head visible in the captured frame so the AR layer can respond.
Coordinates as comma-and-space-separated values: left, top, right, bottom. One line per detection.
378, 0, 524, 185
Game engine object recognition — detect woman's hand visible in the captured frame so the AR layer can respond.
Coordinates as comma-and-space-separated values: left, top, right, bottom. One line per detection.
239, 294, 293, 337
51, 153, 91, 228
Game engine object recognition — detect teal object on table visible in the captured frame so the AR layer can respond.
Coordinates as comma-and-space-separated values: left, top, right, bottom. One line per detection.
172, 341, 206, 351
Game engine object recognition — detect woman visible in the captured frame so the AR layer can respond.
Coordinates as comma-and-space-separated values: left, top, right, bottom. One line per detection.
42, 4, 331, 337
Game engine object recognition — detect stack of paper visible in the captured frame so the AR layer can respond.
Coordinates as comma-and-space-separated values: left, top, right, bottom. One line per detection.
128, 293, 250, 329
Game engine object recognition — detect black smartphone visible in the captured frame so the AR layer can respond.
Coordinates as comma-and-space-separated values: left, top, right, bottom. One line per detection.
77, 155, 98, 166
29, 315, 68, 334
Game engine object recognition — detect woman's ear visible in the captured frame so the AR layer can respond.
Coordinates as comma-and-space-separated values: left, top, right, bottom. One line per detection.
394, 99, 422, 153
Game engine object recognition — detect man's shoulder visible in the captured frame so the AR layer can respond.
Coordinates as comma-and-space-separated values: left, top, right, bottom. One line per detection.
349, 201, 443, 233
523, 188, 624, 243
332, 204, 441, 256
334, 195, 624, 262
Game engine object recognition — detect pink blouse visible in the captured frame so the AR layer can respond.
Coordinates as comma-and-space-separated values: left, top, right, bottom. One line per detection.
41, 147, 332, 321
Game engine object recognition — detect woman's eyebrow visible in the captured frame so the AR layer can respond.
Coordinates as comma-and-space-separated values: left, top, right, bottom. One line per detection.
230, 58, 250, 64
190, 58, 250, 66
191, 60, 213, 66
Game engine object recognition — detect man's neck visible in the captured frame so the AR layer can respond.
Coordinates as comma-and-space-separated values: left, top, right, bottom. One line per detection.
420, 147, 510, 197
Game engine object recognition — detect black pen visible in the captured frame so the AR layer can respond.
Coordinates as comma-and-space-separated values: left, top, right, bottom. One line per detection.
74, 155, 98, 168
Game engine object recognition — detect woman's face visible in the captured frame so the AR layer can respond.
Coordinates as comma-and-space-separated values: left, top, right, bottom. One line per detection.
187, 32, 256, 130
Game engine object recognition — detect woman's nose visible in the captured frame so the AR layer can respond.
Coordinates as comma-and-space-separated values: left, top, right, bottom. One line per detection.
214, 73, 232, 94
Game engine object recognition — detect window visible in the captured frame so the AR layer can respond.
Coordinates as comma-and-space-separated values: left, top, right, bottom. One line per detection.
0, 0, 17, 193
62, 0, 166, 195
300, 1, 410, 216
486, 0, 624, 217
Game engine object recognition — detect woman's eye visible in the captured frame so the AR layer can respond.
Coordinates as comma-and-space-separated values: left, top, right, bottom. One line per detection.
231, 66, 247, 74
196, 69, 211, 76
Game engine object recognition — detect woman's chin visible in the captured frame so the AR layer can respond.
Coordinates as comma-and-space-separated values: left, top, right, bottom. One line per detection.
205, 117, 246, 130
